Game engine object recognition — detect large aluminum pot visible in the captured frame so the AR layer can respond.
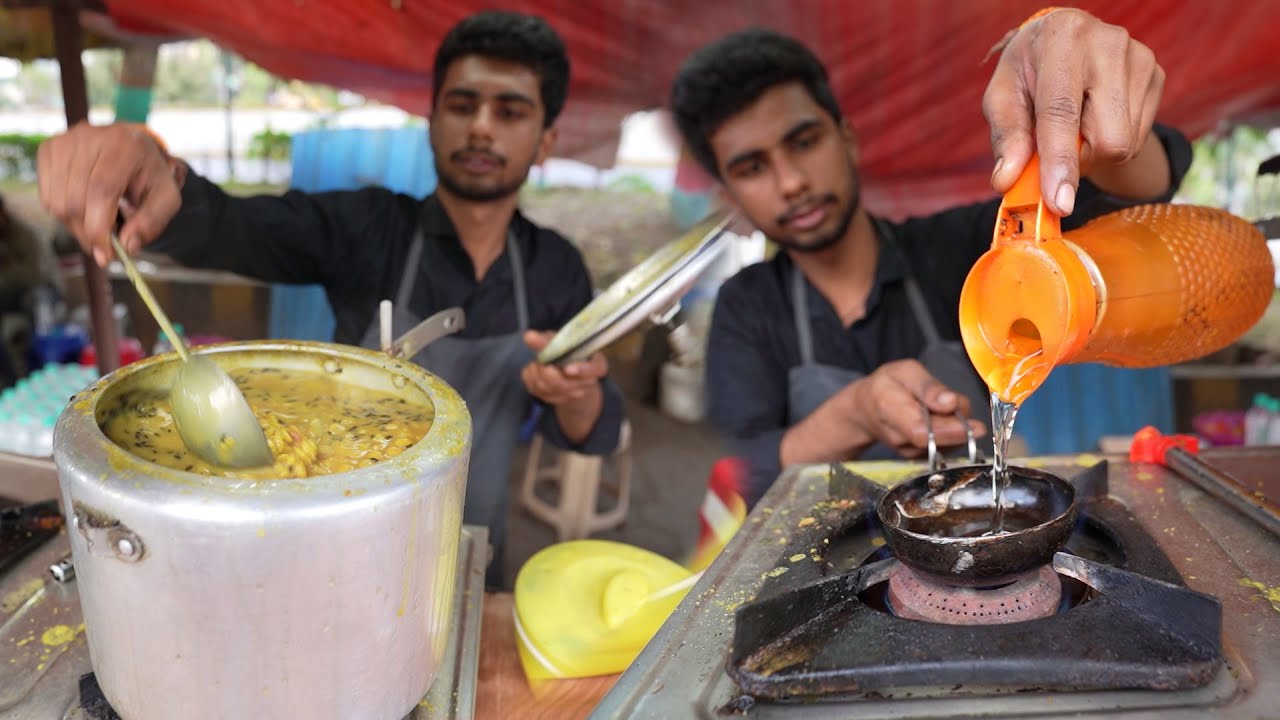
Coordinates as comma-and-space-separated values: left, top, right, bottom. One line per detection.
53, 340, 471, 720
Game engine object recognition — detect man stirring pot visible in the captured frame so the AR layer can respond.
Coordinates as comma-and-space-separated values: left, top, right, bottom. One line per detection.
36, 12, 625, 588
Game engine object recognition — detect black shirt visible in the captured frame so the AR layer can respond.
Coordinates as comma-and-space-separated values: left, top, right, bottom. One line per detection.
150, 176, 624, 455
706, 124, 1194, 503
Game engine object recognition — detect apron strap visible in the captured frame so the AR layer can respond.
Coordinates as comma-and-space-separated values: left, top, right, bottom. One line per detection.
393, 220, 530, 333
395, 225, 426, 308
901, 273, 942, 345
507, 229, 529, 332
789, 217, 944, 367
790, 262, 815, 366
872, 217, 943, 346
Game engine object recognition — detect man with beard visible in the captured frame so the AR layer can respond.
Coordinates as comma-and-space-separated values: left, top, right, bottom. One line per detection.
669, 10, 1193, 505
36, 11, 624, 587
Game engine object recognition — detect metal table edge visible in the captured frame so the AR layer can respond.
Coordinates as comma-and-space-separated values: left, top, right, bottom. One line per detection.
588, 463, 833, 719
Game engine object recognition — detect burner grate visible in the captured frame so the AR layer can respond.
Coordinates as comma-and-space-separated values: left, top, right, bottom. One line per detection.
77, 674, 121, 720
725, 462, 1224, 700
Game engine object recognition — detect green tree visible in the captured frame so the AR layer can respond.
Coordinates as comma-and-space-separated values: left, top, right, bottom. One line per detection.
1177, 125, 1278, 216
248, 129, 292, 161
237, 63, 280, 106
153, 41, 221, 105
15, 59, 59, 108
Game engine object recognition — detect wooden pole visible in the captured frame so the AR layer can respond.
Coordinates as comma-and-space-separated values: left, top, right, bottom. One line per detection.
50, 1, 119, 375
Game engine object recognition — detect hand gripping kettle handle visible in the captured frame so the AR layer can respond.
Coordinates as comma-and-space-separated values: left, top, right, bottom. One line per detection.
993, 136, 1084, 248
959, 136, 1097, 404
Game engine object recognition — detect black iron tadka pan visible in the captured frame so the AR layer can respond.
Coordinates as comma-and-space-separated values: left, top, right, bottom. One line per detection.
876, 404, 1078, 586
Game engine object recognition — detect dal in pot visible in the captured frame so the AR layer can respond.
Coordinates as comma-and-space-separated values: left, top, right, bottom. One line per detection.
98, 367, 433, 479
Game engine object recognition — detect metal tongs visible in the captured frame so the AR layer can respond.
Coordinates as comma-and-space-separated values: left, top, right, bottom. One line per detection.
923, 401, 985, 474
377, 300, 466, 359
896, 402, 986, 519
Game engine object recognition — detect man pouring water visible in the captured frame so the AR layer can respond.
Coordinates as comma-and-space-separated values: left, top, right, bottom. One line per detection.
668, 8, 1192, 504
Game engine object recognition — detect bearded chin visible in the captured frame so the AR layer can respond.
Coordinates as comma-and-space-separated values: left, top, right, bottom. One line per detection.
434, 165, 524, 202
432, 138, 546, 203
774, 185, 860, 254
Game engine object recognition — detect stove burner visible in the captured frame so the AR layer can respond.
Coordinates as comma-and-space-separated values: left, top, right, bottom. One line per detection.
886, 564, 1061, 624
725, 461, 1226, 700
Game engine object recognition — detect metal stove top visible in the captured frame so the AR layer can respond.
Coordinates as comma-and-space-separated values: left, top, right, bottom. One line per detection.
594, 450, 1280, 719
0, 523, 487, 720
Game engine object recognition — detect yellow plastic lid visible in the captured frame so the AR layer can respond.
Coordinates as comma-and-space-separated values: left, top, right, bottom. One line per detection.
513, 540, 694, 681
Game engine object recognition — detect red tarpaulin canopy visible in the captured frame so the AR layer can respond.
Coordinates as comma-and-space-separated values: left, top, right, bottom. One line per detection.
101, 0, 1280, 218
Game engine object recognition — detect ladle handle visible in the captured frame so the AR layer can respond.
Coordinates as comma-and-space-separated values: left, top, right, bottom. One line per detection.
108, 232, 189, 363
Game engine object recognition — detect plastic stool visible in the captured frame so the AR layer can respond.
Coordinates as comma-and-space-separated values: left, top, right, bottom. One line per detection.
519, 420, 632, 542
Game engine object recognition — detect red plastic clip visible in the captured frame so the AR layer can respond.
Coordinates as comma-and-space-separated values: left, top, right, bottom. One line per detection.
1128, 426, 1200, 466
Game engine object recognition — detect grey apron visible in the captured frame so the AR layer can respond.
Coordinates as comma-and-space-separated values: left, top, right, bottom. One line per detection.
786, 220, 990, 461
361, 224, 532, 588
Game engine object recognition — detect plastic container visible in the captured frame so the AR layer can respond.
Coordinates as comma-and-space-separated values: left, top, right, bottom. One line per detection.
659, 360, 706, 423
152, 322, 185, 356
1194, 409, 1246, 447
1245, 393, 1275, 446
513, 540, 694, 681
960, 152, 1275, 404
1265, 396, 1280, 445
79, 337, 146, 369
29, 323, 90, 370
0, 363, 99, 457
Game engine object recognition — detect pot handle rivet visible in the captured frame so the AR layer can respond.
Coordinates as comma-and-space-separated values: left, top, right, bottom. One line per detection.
72, 501, 147, 563
109, 529, 145, 563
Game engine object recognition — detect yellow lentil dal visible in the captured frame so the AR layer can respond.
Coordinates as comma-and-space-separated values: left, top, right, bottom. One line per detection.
99, 367, 433, 479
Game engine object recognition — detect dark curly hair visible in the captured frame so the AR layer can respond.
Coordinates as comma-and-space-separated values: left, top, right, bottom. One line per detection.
670, 28, 843, 178
433, 11, 571, 128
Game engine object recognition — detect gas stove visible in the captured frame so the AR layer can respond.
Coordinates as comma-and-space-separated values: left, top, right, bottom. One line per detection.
594, 449, 1280, 719
0, 520, 487, 719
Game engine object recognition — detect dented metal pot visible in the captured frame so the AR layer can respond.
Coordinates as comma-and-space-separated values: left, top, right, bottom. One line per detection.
52, 340, 471, 720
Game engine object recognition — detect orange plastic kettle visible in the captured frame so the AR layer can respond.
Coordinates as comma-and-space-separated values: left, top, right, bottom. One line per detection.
959, 151, 1275, 405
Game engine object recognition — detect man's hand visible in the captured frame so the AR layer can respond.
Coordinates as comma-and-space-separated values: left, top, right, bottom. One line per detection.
37, 122, 184, 267
521, 331, 607, 445
844, 359, 987, 458
520, 331, 609, 404
780, 359, 986, 466
985, 8, 1167, 215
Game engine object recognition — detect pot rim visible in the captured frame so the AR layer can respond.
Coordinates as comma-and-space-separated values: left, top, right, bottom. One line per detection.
54, 339, 472, 501
876, 464, 1078, 547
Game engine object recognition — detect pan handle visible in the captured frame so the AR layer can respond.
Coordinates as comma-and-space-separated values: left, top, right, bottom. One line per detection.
923, 403, 984, 473
965, 411, 985, 465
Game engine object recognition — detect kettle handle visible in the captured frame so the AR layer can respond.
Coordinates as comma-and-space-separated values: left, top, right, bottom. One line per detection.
992, 135, 1084, 247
